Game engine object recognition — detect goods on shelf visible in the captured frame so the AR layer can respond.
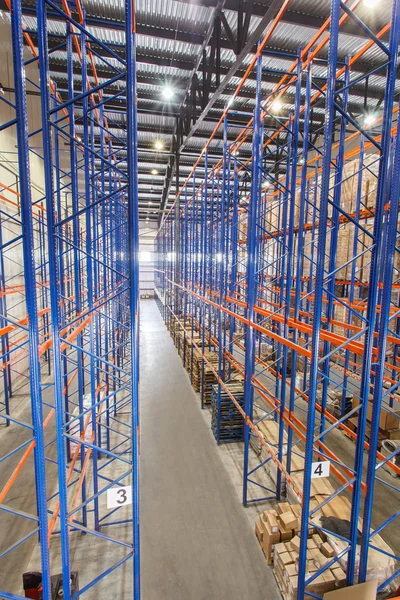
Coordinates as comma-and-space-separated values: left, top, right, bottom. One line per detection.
255, 503, 303, 565
346, 396, 400, 450
192, 348, 218, 394
256, 495, 396, 597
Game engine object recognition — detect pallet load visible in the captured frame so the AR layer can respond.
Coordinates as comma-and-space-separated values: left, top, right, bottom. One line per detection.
184, 334, 201, 371
255, 503, 313, 565
199, 355, 219, 403
346, 396, 400, 451
191, 349, 218, 393
279, 491, 397, 592
255, 503, 347, 598
273, 540, 346, 600
211, 381, 244, 442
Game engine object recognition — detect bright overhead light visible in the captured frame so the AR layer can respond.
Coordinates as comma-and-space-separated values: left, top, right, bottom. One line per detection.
76, 135, 82, 142
227, 96, 234, 108
232, 149, 239, 157
155, 140, 164, 151
146, 217, 149, 221
271, 99, 283, 113
364, 113, 377, 126
364, 0, 380, 6
151, 168, 158, 175
162, 85, 174, 100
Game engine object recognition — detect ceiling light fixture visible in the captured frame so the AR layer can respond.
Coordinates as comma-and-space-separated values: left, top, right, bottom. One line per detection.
151, 168, 158, 175
364, 0, 380, 7
271, 99, 283, 113
162, 85, 174, 101
364, 113, 377, 126
155, 140, 164, 151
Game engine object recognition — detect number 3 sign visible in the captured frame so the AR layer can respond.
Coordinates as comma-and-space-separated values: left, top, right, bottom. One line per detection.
311, 461, 330, 479
107, 485, 132, 508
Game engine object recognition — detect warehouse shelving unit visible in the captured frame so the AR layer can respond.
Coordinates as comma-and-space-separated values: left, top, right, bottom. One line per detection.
0, 1, 140, 599
155, 0, 400, 596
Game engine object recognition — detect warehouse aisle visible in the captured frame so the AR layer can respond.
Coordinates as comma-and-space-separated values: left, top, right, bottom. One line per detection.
140, 300, 280, 600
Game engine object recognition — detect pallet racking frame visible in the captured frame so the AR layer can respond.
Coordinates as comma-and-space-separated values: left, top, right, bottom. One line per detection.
0, 1, 140, 598
155, 1, 400, 596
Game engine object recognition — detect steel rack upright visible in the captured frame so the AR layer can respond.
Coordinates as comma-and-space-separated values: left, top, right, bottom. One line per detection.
0, 0, 141, 598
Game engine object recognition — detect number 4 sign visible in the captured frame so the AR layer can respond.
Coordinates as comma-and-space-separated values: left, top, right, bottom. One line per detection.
107, 485, 132, 508
311, 461, 330, 479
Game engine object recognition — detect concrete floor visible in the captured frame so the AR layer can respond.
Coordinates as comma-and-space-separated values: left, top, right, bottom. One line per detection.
140, 300, 280, 600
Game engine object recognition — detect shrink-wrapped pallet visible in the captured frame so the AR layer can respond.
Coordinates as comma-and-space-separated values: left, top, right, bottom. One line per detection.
238, 211, 248, 241
335, 224, 351, 281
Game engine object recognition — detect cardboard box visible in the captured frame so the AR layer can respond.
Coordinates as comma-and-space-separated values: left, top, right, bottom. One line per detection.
255, 520, 263, 544
262, 520, 280, 565
279, 511, 298, 531
278, 502, 291, 514
274, 542, 287, 555
290, 535, 301, 553
263, 509, 279, 533
366, 402, 399, 431
307, 538, 317, 551
313, 550, 329, 569
323, 580, 378, 599
284, 542, 294, 552
321, 542, 334, 558
279, 524, 293, 541
320, 495, 352, 520
285, 563, 297, 581
279, 551, 295, 568
312, 533, 324, 549
323, 570, 336, 592
308, 573, 328, 595
331, 566, 347, 588
288, 575, 298, 596
291, 504, 302, 519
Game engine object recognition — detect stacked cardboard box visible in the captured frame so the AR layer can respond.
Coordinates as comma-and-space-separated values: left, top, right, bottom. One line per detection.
238, 211, 248, 242
255, 503, 308, 565
273, 536, 347, 600
255, 504, 347, 598
347, 396, 400, 449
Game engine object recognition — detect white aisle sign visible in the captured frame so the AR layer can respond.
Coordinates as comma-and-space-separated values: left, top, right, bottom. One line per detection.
311, 461, 330, 479
107, 485, 132, 509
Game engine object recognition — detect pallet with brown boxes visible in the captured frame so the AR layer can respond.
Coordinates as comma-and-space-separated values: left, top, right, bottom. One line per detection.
255, 503, 348, 599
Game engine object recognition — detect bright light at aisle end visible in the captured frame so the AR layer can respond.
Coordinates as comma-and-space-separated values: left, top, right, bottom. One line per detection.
364, 0, 380, 6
